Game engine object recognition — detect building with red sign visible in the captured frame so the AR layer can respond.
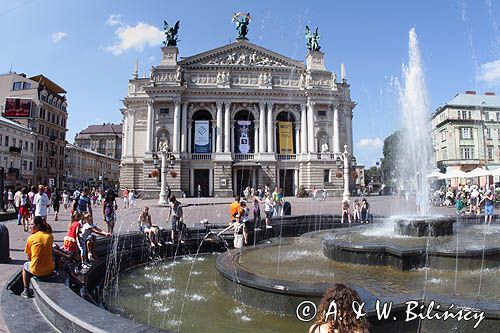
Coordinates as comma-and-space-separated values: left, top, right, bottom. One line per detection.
0, 72, 68, 189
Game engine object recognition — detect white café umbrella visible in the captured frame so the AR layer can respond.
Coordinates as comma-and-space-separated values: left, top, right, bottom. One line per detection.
426, 170, 445, 178
438, 169, 467, 179
465, 167, 491, 178
489, 167, 500, 176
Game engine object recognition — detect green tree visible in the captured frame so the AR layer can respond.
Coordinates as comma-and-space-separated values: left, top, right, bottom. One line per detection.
380, 131, 402, 186
364, 166, 382, 186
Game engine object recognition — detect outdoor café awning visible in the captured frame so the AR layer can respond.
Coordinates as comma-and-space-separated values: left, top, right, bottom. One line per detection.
438, 169, 467, 179
465, 167, 491, 178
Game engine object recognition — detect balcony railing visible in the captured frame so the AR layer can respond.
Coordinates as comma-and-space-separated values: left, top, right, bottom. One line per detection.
190, 153, 212, 160
277, 154, 297, 160
234, 153, 255, 160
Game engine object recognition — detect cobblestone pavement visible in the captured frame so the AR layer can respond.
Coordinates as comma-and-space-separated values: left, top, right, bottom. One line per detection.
0, 194, 457, 331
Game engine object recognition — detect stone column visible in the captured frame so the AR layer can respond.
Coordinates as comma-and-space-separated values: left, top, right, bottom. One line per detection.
307, 101, 315, 153
173, 100, 180, 152
146, 100, 154, 152
346, 108, 353, 155
187, 124, 192, 154
212, 121, 217, 153
267, 102, 274, 153
216, 101, 223, 153
181, 102, 188, 153
123, 111, 129, 157
254, 124, 259, 154
259, 102, 266, 153
333, 106, 340, 153
300, 104, 308, 154
128, 109, 136, 157
295, 122, 301, 154
224, 101, 231, 153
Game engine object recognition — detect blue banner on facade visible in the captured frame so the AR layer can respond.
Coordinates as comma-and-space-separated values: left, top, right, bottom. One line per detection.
194, 120, 210, 153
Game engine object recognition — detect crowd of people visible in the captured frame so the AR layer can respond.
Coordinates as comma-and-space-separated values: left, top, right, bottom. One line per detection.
16, 185, 117, 298
433, 184, 497, 223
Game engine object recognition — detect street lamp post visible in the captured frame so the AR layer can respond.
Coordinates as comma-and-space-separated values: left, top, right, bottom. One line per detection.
335, 145, 356, 201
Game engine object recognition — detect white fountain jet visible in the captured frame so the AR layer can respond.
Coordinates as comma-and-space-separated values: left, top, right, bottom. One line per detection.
399, 27, 432, 216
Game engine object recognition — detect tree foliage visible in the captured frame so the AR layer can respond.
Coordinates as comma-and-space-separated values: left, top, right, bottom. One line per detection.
380, 131, 402, 186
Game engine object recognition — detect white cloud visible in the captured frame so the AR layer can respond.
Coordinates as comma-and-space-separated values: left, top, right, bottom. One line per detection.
357, 138, 383, 150
148, 56, 156, 62
106, 14, 123, 26
106, 22, 163, 55
477, 60, 500, 85
51, 32, 67, 43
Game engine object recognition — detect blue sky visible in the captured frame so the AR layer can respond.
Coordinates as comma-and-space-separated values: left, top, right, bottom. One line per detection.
1, 0, 499, 166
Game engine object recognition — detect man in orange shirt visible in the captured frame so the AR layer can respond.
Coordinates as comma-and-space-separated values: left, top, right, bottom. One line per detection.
229, 195, 241, 224
22, 216, 55, 298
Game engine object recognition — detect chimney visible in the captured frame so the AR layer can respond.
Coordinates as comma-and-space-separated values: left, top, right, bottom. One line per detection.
465, 90, 476, 95
485, 92, 496, 96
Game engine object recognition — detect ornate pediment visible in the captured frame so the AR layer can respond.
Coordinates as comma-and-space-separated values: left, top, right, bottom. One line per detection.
179, 41, 305, 70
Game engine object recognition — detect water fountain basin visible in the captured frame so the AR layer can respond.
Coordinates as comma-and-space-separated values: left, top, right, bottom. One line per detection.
394, 216, 455, 237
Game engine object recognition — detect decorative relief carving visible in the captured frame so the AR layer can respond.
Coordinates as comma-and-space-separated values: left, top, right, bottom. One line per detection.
152, 66, 183, 85
216, 71, 231, 88
200, 49, 288, 67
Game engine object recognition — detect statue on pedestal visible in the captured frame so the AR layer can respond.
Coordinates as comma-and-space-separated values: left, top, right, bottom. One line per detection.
159, 139, 170, 153
320, 135, 330, 157
163, 20, 180, 46
305, 26, 321, 52
232, 12, 251, 40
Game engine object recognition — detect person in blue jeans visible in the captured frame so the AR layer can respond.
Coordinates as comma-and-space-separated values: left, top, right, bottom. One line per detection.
480, 190, 494, 224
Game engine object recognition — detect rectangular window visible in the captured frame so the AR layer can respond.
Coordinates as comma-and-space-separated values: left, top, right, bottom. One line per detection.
323, 169, 330, 183
22, 82, 31, 90
5, 136, 9, 146
29, 161, 32, 171
460, 146, 474, 159
486, 128, 492, 140
488, 146, 494, 160
460, 127, 473, 139
24, 141, 28, 151
12, 138, 16, 147
485, 112, 490, 121
441, 147, 448, 160
12, 81, 22, 90
440, 130, 447, 142
30, 142, 33, 152
318, 110, 327, 117
159, 108, 169, 114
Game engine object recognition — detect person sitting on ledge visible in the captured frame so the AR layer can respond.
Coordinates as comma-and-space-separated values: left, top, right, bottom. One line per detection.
138, 206, 161, 247
309, 283, 369, 333
78, 213, 110, 267
22, 216, 56, 298
341, 200, 351, 223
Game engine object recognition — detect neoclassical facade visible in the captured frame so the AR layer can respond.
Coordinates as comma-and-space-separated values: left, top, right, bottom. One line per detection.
120, 39, 355, 198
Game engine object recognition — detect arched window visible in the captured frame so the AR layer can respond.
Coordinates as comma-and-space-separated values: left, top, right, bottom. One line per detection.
234, 110, 255, 154
276, 111, 296, 154
191, 110, 213, 153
